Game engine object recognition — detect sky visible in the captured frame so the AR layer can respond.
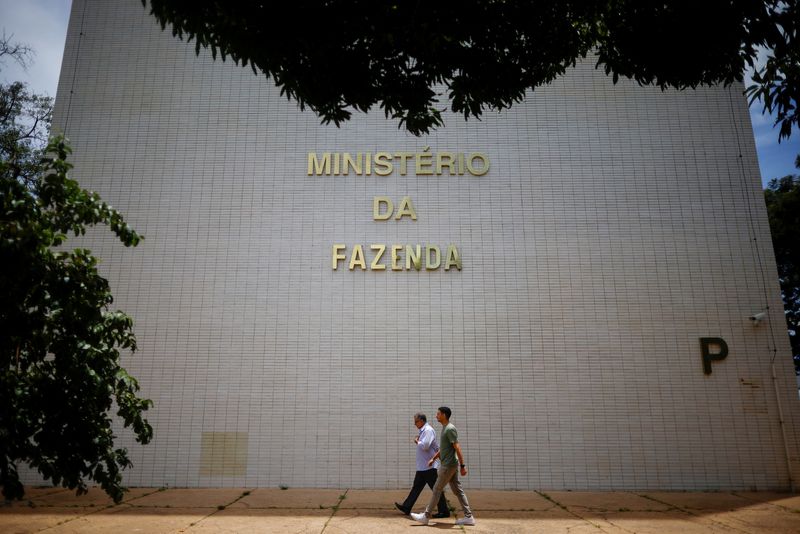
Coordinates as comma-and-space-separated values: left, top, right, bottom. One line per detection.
1, 0, 798, 186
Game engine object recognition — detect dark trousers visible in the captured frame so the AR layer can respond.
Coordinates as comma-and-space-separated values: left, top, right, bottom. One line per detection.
401, 468, 449, 515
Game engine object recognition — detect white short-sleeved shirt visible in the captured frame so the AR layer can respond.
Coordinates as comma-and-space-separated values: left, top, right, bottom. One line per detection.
416, 423, 441, 471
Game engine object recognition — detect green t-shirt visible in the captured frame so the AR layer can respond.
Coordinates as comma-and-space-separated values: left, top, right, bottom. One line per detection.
440, 423, 459, 467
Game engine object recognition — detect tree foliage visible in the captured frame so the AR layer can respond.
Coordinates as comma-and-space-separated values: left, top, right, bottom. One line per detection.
764, 159, 800, 374
1, 39, 152, 503
145, 0, 797, 138
746, 4, 799, 142
1, 81, 52, 186
0, 34, 51, 186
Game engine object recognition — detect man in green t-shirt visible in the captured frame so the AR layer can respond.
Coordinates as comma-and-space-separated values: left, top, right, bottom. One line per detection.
411, 406, 476, 526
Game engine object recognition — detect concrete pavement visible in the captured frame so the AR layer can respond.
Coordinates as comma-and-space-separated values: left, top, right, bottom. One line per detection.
2, 487, 799, 533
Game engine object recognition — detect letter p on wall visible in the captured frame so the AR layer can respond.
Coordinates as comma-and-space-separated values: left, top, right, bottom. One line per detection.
700, 337, 728, 375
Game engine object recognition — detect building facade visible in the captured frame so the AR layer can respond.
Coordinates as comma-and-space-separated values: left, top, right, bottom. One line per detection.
49, 0, 800, 490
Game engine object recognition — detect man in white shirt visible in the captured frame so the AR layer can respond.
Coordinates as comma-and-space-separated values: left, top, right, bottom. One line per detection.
394, 413, 450, 518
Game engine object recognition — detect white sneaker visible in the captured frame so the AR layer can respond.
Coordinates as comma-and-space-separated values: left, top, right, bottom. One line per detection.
410, 512, 429, 525
455, 516, 476, 526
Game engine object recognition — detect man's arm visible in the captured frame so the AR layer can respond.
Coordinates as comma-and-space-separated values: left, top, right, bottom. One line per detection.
418, 426, 435, 451
427, 450, 441, 467
453, 442, 468, 476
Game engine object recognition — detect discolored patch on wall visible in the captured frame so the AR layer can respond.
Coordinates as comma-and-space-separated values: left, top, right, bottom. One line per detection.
740, 378, 768, 415
200, 432, 248, 476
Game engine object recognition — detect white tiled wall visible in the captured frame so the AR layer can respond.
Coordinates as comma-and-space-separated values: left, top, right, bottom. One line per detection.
48, 0, 800, 490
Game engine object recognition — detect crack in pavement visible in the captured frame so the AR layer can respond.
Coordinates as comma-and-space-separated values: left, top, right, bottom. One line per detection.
535, 491, 612, 533
320, 489, 349, 534
174, 488, 255, 533
33, 487, 168, 533
636, 493, 755, 534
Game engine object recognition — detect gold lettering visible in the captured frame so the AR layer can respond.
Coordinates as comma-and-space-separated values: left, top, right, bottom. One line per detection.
394, 196, 417, 221
349, 244, 366, 270
308, 152, 331, 175
391, 245, 403, 271
331, 244, 460, 271
373, 196, 393, 220
370, 244, 386, 270
373, 152, 393, 176
445, 245, 462, 271
466, 153, 489, 176
405, 245, 422, 270
426, 245, 441, 270
310, 151, 487, 177
415, 146, 433, 175
332, 244, 346, 269
436, 152, 456, 175
342, 153, 362, 175
394, 152, 413, 175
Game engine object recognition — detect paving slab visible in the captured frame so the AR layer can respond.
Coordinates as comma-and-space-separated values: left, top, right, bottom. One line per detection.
182, 508, 330, 533
467, 490, 554, 511
3, 487, 69, 507
641, 491, 754, 512
334, 489, 406, 509
0, 506, 84, 533
326, 510, 460, 533
127, 488, 246, 508
327, 508, 615, 534
545, 490, 672, 512
589, 511, 734, 534
226, 488, 343, 509
8, 486, 154, 508
541, 493, 759, 533
735, 491, 800, 511
466, 510, 614, 534
646, 492, 800, 533
2, 488, 800, 533
697, 504, 800, 533
39, 505, 209, 534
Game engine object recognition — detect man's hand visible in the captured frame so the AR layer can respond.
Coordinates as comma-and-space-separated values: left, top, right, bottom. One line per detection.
428, 458, 435, 467
460, 465, 468, 476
